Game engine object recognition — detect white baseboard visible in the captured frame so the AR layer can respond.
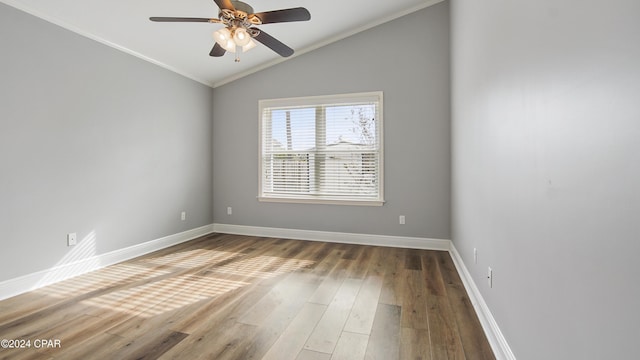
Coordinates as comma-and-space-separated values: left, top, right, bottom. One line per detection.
0, 224, 215, 301
449, 243, 516, 360
212, 223, 451, 251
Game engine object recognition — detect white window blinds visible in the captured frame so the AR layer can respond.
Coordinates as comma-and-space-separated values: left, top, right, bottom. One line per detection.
259, 92, 384, 206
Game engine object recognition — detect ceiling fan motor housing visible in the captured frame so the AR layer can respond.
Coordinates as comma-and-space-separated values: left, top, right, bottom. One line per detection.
220, 1, 261, 29
230, 1, 254, 15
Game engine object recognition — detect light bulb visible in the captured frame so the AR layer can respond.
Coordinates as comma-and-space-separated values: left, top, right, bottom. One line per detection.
233, 28, 251, 47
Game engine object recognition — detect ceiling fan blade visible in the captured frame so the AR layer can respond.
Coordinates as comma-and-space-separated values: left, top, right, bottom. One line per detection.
253, 29, 294, 57
214, 0, 235, 11
210, 43, 226, 57
252, 7, 311, 24
149, 17, 215, 23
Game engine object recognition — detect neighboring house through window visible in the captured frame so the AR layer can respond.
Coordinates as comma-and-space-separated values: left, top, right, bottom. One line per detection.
259, 92, 384, 205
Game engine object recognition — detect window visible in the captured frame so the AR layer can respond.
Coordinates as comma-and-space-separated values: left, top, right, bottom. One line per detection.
259, 92, 384, 206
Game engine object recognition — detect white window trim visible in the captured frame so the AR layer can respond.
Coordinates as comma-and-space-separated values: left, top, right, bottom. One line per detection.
258, 91, 384, 206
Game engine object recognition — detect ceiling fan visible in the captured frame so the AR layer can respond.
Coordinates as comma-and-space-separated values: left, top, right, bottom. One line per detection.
150, 0, 311, 62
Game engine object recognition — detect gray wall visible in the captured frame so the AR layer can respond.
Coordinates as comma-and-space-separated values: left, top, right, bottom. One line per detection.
213, 3, 451, 239
0, 4, 213, 282
451, 0, 640, 358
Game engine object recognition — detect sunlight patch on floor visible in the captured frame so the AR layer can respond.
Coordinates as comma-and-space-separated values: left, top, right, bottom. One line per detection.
40, 263, 172, 298
81, 274, 248, 318
31, 243, 316, 319
139, 248, 237, 269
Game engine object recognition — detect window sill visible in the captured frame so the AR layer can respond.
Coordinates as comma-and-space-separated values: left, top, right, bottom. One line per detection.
258, 196, 385, 207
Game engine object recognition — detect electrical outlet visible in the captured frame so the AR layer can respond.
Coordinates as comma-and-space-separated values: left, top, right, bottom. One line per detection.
474, 248, 478, 264
181, 211, 186, 221
399, 215, 405, 225
67, 233, 77, 246
227, 206, 232, 215
488, 267, 493, 288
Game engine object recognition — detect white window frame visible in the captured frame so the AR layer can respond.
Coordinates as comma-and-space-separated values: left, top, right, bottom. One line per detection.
258, 91, 384, 206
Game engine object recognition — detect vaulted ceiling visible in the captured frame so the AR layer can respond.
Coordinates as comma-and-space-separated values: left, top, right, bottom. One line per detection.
2, 0, 443, 87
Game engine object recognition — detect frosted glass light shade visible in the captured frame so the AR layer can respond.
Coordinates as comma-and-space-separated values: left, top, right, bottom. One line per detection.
242, 39, 257, 52
233, 28, 251, 46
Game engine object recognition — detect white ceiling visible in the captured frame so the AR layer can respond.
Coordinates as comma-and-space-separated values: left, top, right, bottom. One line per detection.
2, 0, 442, 87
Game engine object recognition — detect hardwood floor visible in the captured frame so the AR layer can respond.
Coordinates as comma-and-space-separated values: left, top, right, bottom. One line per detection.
0, 233, 495, 360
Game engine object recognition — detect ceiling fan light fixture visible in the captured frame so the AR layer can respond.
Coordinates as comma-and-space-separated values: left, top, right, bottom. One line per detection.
214, 26, 256, 54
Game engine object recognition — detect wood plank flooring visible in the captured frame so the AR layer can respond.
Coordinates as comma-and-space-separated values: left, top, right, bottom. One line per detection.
0, 233, 495, 360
